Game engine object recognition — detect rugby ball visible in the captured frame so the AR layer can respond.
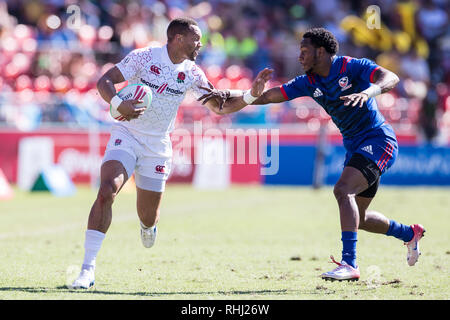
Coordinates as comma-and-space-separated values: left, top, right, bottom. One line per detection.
110, 83, 152, 121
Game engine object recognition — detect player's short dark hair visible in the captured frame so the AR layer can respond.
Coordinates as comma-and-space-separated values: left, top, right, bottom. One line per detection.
303, 28, 339, 55
167, 17, 198, 41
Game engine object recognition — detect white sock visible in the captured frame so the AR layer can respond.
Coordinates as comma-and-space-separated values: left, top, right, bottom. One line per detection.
82, 229, 105, 271
140, 221, 155, 229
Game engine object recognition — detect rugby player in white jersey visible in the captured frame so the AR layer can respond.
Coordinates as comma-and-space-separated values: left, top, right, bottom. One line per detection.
71, 17, 273, 289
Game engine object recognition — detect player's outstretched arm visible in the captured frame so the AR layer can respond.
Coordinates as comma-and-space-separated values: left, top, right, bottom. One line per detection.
340, 67, 400, 108
199, 68, 284, 115
97, 66, 145, 121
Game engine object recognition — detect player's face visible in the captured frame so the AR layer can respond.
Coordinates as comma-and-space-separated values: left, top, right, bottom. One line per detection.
182, 25, 203, 61
299, 38, 318, 73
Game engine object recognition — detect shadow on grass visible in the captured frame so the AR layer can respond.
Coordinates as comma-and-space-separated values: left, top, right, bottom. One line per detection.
0, 279, 389, 298
0, 286, 290, 297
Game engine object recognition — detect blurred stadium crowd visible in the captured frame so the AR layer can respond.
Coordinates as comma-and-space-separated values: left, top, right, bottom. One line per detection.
0, 0, 448, 143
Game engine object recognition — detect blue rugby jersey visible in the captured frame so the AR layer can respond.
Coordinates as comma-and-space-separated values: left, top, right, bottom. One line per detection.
281, 56, 384, 139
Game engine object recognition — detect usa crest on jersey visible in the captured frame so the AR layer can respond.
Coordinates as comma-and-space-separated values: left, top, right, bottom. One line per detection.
339, 76, 352, 91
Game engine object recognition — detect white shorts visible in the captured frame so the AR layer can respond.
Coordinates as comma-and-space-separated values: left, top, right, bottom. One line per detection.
102, 125, 172, 192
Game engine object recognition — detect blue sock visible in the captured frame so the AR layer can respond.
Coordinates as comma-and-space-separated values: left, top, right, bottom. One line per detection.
386, 220, 414, 242
341, 231, 357, 268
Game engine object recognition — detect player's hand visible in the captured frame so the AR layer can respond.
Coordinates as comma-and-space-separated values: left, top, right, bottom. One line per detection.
117, 99, 146, 121
340, 93, 369, 108
197, 81, 230, 110
250, 68, 274, 97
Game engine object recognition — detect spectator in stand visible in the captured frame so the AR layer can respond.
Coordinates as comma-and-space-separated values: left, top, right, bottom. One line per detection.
0, 0, 448, 140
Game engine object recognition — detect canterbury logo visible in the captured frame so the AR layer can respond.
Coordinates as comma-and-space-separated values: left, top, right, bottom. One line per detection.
155, 165, 166, 173
150, 65, 161, 75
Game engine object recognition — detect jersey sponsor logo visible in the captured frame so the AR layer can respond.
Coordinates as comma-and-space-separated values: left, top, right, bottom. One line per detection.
140, 78, 160, 91
313, 88, 323, 98
157, 83, 168, 94
361, 145, 373, 155
155, 165, 166, 174
150, 65, 161, 75
140, 78, 185, 95
339, 76, 352, 91
166, 87, 184, 95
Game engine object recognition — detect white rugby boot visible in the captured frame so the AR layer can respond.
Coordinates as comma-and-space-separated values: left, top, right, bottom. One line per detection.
70, 268, 95, 289
140, 222, 157, 248
321, 256, 360, 281
405, 224, 425, 266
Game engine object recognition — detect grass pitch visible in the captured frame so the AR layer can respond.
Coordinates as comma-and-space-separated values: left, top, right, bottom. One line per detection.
0, 183, 449, 300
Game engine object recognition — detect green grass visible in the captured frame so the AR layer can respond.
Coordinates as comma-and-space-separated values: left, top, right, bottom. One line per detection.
0, 184, 449, 300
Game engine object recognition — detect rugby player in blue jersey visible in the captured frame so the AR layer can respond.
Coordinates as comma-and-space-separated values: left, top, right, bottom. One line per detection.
198, 28, 425, 281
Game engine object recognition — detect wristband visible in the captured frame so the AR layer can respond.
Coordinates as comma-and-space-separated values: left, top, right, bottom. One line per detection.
228, 89, 245, 98
110, 95, 123, 111
361, 84, 382, 98
243, 89, 258, 104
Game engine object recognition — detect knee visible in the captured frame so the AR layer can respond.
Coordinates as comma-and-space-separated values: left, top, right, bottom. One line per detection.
97, 180, 118, 205
333, 181, 354, 202
358, 215, 368, 230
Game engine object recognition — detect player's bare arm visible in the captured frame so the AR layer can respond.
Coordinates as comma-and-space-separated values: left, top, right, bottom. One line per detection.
198, 68, 274, 115
252, 85, 287, 105
340, 67, 400, 108
97, 66, 146, 121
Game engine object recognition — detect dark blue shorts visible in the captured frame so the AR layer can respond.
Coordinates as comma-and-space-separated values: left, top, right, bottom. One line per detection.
343, 123, 398, 174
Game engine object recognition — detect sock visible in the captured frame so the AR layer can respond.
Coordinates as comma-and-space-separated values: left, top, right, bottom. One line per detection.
140, 221, 149, 229
140, 221, 156, 230
386, 220, 414, 242
82, 229, 105, 271
341, 231, 357, 268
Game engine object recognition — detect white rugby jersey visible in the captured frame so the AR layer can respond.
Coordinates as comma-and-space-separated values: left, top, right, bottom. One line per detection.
114, 45, 209, 157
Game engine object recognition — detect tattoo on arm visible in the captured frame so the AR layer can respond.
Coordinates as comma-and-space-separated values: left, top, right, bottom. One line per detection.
371, 67, 400, 93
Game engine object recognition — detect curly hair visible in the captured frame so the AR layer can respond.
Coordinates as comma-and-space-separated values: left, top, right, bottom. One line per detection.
303, 28, 339, 55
